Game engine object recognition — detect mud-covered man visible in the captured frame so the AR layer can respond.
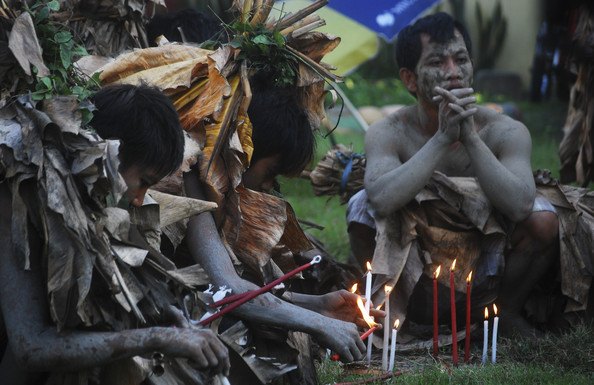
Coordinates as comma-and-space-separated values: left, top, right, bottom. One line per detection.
347, 12, 559, 336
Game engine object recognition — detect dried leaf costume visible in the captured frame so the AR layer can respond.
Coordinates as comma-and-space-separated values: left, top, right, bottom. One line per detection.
0, 1, 228, 384
311, 146, 594, 348
89, 1, 345, 382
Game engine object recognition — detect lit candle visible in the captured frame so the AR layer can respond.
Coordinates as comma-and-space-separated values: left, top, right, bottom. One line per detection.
381, 285, 393, 371
433, 265, 441, 357
364, 261, 372, 315
492, 304, 499, 363
350, 283, 358, 294
365, 261, 373, 365
388, 319, 399, 372
450, 259, 458, 366
465, 271, 472, 364
482, 307, 489, 364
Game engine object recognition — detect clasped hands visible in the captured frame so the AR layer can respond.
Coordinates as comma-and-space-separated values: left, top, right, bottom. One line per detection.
433, 86, 477, 143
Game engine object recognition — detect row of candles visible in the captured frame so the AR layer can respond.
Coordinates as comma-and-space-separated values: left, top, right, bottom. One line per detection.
198, 255, 500, 369
431, 259, 500, 365
359, 259, 501, 370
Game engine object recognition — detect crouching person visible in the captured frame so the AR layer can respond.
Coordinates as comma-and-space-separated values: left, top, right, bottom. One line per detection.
0, 84, 229, 384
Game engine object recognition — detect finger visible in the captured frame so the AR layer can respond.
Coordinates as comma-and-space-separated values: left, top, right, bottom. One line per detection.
448, 87, 475, 97
210, 341, 230, 375
355, 317, 368, 329
369, 308, 386, 319
434, 86, 474, 102
456, 96, 477, 107
354, 337, 366, 359
338, 346, 354, 362
448, 103, 465, 114
449, 104, 477, 118
190, 348, 209, 369
165, 305, 190, 328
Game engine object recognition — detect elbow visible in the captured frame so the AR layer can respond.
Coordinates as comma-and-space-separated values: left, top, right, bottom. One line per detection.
508, 196, 535, 223
9, 340, 52, 372
366, 188, 392, 218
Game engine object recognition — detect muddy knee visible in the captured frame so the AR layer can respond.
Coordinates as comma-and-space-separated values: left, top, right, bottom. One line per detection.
512, 210, 559, 249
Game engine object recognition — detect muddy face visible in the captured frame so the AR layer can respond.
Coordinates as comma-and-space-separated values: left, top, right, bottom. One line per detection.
414, 30, 473, 103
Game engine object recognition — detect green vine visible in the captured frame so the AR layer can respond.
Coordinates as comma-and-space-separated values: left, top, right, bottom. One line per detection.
24, 0, 101, 124
217, 20, 298, 88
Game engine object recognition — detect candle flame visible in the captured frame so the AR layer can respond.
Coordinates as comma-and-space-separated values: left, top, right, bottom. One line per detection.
357, 295, 376, 327
384, 285, 393, 294
394, 319, 400, 329
350, 283, 358, 293
484, 307, 489, 319
450, 259, 457, 272
493, 303, 498, 315
434, 265, 441, 279
366, 261, 372, 271
376, 303, 383, 310
467, 271, 472, 284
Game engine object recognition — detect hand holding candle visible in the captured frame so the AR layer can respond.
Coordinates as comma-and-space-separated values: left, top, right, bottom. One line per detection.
482, 307, 489, 364
450, 259, 458, 367
433, 265, 441, 357
388, 319, 399, 372
492, 304, 499, 363
465, 271, 472, 364
332, 295, 378, 361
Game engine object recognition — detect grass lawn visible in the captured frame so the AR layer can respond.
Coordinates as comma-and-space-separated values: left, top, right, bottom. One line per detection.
277, 76, 594, 383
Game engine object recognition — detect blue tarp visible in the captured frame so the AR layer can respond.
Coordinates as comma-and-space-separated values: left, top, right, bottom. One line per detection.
329, 0, 443, 41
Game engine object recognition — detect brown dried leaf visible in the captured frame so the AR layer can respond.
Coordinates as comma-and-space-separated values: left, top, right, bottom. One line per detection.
98, 45, 211, 87
8, 12, 49, 77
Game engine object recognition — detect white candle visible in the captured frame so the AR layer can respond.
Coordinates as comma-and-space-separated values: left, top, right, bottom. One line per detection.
366, 329, 374, 364
381, 285, 392, 371
365, 262, 372, 315
482, 307, 489, 364
365, 262, 372, 365
492, 304, 499, 363
389, 319, 399, 372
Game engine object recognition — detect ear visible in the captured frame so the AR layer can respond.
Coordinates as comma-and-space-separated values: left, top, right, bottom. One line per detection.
399, 68, 417, 94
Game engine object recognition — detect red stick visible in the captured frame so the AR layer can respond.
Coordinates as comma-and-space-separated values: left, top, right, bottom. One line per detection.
433, 277, 438, 357
210, 255, 322, 308
465, 281, 471, 364
450, 270, 458, 366
331, 326, 377, 361
199, 256, 321, 325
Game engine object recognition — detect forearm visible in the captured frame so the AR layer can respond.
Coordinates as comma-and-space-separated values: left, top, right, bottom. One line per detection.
10, 326, 165, 372
366, 135, 452, 216
463, 133, 535, 221
183, 171, 323, 335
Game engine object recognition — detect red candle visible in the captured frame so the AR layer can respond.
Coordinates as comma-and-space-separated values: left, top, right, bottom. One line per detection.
201, 255, 322, 324
464, 271, 472, 364
450, 259, 458, 366
433, 265, 441, 357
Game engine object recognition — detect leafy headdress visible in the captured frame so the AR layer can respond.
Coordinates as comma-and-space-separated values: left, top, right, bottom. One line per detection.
98, 0, 343, 283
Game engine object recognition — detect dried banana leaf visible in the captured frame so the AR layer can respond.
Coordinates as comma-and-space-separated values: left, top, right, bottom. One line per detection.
310, 144, 366, 204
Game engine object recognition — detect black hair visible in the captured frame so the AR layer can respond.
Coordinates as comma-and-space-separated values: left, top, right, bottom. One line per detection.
89, 84, 185, 178
248, 84, 316, 177
395, 12, 472, 72
147, 8, 226, 46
